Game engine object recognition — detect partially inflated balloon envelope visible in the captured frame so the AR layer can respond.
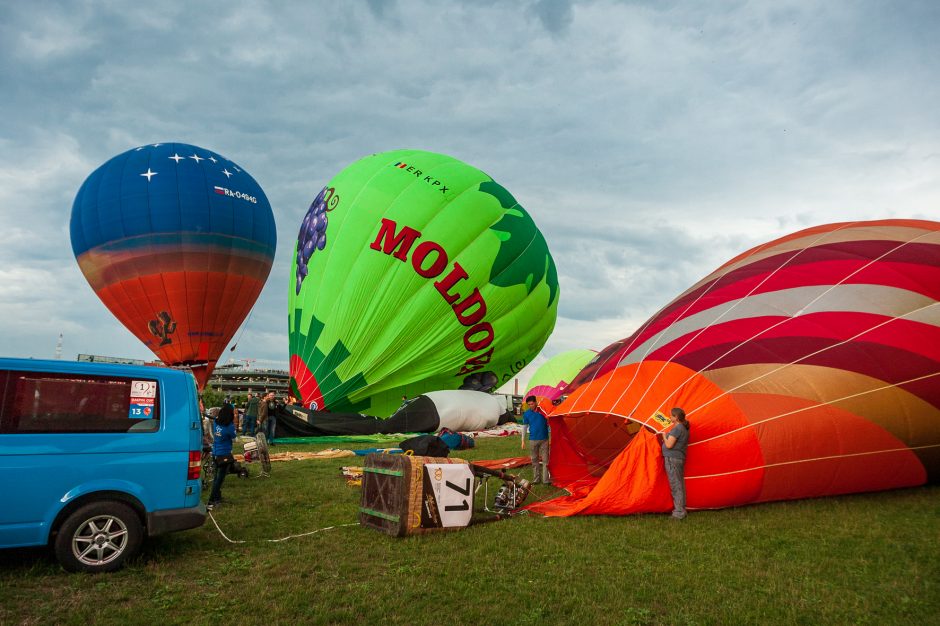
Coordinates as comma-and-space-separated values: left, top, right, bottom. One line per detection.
530, 219, 940, 516
70, 143, 277, 388
289, 150, 559, 417
525, 349, 597, 403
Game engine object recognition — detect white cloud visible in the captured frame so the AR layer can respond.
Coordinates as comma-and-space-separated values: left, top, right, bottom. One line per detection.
0, 0, 937, 390
15, 12, 95, 61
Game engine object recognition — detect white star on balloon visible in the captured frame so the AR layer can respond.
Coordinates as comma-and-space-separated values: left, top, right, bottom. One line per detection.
141, 169, 158, 181
169, 154, 184, 163
222, 169, 233, 178
190, 154, 204, 163
208, 156, 218, 163
232, 166, 241, 173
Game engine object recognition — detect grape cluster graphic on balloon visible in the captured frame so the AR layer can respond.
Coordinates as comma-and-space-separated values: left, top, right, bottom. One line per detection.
295, 187, 336, 294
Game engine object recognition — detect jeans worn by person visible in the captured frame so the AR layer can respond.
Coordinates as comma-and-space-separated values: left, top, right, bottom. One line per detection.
528, 439, 550, 484
208, 454, 234, 506
664, 456, 686, 519
265, 414, 277, 444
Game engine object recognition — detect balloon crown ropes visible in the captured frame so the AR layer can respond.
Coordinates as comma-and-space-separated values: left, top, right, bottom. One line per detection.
70, 143, 277, 388
289, 149, 559, 417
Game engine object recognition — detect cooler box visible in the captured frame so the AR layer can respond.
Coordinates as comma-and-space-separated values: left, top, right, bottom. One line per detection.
359, 454, 474, 537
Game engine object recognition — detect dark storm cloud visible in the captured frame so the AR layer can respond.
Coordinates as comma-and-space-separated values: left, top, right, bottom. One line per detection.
531, 0, 574, 34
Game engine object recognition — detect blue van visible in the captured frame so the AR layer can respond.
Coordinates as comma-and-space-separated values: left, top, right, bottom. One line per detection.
0, 358, 206, 572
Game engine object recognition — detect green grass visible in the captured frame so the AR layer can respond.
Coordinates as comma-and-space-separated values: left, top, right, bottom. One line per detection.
1, 436, 937, 625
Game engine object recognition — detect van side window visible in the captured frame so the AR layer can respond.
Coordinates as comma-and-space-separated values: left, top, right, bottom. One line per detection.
0, 370, 160, 434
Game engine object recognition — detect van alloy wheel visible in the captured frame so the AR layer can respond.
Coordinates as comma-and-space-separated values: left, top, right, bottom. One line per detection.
54, 501, 143, 573
71, 514, 129, 567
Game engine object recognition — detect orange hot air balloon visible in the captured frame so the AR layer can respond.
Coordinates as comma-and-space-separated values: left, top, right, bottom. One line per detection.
70, 143, 277, 388
531, 219, 940, 516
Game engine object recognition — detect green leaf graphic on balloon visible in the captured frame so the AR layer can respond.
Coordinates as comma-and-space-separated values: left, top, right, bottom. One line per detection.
481, 181, 559, 306
289, 310, 370, 413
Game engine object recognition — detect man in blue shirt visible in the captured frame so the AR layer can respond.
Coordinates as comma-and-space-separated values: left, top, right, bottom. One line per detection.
521, 395, 550, 484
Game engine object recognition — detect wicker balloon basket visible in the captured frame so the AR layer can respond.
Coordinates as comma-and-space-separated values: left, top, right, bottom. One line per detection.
359, 453, 471, 537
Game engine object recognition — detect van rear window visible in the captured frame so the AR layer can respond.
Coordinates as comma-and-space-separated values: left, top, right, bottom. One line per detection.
0, 371, 160, 434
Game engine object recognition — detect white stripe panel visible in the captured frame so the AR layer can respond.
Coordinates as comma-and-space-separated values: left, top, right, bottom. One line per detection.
619, 284, 939, 367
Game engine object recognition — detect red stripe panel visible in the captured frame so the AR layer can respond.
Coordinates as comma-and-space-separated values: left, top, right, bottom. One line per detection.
655, 336, 940, 409
648, 240, 940, 333
717, 220, 940, 270
631, 261, 940, 349
648, 313, 940, 364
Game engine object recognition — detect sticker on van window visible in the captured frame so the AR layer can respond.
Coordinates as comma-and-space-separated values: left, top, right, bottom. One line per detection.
128, 380, 157, 419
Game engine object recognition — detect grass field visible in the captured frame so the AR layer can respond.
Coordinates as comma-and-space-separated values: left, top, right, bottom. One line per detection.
1, 435, 937, 625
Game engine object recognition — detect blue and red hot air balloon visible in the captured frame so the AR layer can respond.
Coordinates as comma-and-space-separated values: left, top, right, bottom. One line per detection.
70, 143, 276, 388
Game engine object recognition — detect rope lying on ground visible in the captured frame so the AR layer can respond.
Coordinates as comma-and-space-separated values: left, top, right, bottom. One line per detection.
207, 511, 359, 544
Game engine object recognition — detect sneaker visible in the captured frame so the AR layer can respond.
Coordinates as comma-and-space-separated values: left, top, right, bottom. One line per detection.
207, 501, 219, 510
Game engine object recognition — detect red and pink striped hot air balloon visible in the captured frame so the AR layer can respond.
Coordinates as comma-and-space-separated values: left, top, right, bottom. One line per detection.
532, 219, 940, 516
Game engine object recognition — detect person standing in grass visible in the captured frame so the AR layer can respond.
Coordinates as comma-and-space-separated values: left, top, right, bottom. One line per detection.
521, 395, 550, 484
242, 393, 259, 436
256, 391, 269, 437
208, 403, 237, 509
257, 391, 277, 445
662, 407, 690, 519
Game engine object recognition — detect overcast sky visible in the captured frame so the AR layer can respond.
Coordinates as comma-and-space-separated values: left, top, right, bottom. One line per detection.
1, 0, 937, 391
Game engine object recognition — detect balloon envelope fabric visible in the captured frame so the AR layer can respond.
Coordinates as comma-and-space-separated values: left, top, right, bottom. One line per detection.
530, 219, 940, 516
289, 150, 559, 417
525, 349, 597, 403
70, 143, 276, 388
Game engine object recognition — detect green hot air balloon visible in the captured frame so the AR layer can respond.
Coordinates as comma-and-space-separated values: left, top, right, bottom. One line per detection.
524, 349, 597, 403
289, 150, 559, 416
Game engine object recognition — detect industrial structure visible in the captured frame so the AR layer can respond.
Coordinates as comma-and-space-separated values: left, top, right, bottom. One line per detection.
204, 363, 290, 396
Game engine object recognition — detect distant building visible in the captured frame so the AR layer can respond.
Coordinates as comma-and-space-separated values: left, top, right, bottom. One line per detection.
205, 363, 290, 396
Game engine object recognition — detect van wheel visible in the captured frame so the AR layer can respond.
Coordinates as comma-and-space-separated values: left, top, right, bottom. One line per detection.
54, 502, 143, 573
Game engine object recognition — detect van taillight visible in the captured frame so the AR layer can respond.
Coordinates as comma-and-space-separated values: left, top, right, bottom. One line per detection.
188, 451, 202, 481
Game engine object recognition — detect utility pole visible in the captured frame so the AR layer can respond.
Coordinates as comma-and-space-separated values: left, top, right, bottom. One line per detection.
54, 334, 63, 359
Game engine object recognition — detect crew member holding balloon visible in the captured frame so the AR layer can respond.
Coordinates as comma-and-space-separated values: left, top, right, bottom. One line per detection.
661, 408, 690, 519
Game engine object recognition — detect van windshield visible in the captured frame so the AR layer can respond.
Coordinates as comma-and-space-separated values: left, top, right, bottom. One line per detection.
0, 371, 160, 434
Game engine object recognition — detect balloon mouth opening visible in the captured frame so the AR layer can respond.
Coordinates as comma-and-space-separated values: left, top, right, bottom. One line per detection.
167, 361, 216, 390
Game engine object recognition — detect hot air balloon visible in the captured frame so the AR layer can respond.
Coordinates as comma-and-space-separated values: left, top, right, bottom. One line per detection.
289, 150, 559, 416
525, 349, 597, 403
531, 219, 940, 516
70, 143, 276, 388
